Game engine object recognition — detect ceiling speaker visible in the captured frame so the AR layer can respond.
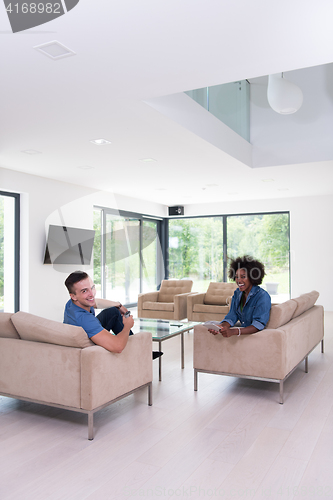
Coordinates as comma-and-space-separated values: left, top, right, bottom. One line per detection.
168, 206, 184, 216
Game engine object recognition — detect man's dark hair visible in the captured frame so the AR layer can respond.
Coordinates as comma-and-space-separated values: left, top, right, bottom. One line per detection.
228, 255, 266, 286
65, 271, 89, 294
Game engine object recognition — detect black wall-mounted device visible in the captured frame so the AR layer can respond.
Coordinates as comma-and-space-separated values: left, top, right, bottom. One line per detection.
168, 206, 184, 216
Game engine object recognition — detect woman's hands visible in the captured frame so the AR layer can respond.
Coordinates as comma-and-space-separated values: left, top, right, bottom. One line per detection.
208, 323, 259, 337
208, 322, 236, 337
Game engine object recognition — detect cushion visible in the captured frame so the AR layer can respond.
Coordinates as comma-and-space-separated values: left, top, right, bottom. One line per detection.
193, 304, 229, 314
0, 312, 20, 339
158, 280, 193, 302
265, 300, 297, 329
292, 291, 320, 319
11, 311, 94, 348
143, 301, 174, 312
204, 294, 230, 306
204, 282, 236, 305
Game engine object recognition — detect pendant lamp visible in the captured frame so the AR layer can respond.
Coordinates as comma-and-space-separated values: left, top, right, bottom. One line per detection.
267, 73, 303, 114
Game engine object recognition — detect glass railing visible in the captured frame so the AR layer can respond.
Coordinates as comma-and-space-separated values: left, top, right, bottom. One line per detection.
185, 80, 250, 142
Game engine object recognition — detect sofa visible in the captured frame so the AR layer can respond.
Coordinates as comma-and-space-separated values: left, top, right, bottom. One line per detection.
138, 279, 193, 320
193, 291, 324, 403
187, 282, 237, 322
0, 307, 153, 439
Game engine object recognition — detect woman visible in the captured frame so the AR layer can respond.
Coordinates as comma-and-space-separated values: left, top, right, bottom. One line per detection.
209, 255, 271, 337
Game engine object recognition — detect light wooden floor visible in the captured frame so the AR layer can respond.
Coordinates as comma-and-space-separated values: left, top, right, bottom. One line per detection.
1, 313, 333, 500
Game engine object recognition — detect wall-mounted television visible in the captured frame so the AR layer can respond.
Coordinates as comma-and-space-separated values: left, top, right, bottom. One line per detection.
44, 225, 95, 265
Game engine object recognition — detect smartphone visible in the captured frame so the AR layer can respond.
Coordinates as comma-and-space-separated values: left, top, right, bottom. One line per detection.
124, 311, 131, 318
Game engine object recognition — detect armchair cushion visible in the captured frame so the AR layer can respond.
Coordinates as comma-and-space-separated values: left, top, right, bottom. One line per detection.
204, 294, 229, 305
158, 280, 193, 302
204, 282, 237, 305
193, 304, 228, 314
142, 301, 174, 312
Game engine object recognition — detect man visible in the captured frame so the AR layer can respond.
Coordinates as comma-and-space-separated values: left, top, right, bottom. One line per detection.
64, 271, 133, 353
64, 271, 162, 358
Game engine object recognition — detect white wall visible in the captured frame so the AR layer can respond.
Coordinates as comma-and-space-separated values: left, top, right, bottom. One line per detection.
185, 195, 333, 311
0, 167, 166, 321
1, 166, 331, 319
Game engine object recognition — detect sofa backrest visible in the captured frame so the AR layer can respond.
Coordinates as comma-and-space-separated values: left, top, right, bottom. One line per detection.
158, 279, 193, 302
204, 282, 237, 305
266, 290, 320, 329
11, 311, 94, 348
266, 300, 297, 329
0, 312, 20, 339
291, 291, 320, 319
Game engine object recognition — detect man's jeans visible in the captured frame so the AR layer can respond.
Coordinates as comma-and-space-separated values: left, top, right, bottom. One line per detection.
96, 307, 133, 335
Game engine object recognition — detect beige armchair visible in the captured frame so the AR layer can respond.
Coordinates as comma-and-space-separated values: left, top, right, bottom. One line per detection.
138, 279, 193, 320
187, 282, 237, 322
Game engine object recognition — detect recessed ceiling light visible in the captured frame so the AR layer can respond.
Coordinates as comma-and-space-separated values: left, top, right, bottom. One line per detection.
21, 149, 41, 155
262, 178, 275, 183
90, 139, 112, 145
139, 158, 157, 162
78, 165, 95, 170
33, 41, 76, 60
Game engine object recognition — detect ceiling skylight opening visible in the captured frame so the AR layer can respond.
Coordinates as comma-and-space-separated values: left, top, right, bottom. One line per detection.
33, 41, 76, 60
90, 139, 112, 145
139, 158, 157, 163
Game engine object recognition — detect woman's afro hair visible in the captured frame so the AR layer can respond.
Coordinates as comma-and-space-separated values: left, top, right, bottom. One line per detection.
228, 255, 266, 286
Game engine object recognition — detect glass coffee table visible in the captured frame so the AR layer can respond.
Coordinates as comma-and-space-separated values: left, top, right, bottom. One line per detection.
133, 319, 201, 381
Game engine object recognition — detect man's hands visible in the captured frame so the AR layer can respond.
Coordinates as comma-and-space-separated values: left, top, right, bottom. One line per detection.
118, 304, 128, 316
122, 314, 134, 331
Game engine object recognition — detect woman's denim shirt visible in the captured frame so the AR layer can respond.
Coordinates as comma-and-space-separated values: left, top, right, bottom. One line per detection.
222, 285, 271, 331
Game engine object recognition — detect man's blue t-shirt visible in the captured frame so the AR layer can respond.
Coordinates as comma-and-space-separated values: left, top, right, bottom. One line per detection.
63, 299, 104, 338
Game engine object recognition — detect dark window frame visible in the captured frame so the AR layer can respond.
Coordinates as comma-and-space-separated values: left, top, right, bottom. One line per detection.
167, 210, 291, 295
93, 206, 165, 306
0, 190, 20, 312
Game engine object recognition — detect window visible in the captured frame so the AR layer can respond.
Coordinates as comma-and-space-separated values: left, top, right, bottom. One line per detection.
168, 217, 224, 292
0, 191, 20, 312
226, 213, 290, 298
93, 207, 163, 306
168, 212, 290, 301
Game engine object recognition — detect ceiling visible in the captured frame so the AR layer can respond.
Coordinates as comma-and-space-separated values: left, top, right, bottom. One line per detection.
1, 0, 333, 207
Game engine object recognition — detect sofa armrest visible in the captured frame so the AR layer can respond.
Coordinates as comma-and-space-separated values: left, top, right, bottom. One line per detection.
174, 292, 193, 320
137, 292, 159, 316
81, 330, 152, 411
138, 291, 159, 303
188, 293, 205, 306
187, 293, 205, 320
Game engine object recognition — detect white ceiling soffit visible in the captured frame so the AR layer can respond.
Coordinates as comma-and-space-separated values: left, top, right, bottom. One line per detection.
0, 0, 333, 206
